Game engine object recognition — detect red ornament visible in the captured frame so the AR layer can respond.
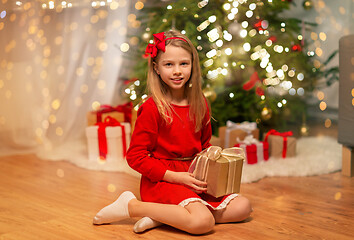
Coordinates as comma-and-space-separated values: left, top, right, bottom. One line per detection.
253, 20, 264, 31
256, 86, 264, 96
243, 71, 260, 91
291, 44, 302, 52
269, 36, 277, 42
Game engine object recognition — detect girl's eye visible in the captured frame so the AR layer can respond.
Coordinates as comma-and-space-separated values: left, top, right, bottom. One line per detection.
181, 62, 189, 65
165, 63, 172, 66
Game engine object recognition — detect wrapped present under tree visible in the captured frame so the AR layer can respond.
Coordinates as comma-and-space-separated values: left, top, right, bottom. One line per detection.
234, 135, 269, 164
86, 116, 131, 163
264, 130, 296, 158
87, 102, 137, 132
219, 121, 259, 148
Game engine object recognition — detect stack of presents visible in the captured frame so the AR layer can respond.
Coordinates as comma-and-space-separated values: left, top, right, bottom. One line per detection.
85, 102, 137, 164
85, 104, 297, 198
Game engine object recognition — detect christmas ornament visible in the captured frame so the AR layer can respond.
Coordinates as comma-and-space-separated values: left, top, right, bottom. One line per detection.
243, 71, 261, 91
269, 36, 277, 43
300, 113, 309, 136
300, 123, 309, 136
291, 44, 302, 52
254, 20, 264, 31
302, 0, 313, 10
261, 106, 272, 121
203, 85, 217, 102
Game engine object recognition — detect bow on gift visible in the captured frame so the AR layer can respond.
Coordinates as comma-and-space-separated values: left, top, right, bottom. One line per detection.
95, 116, 127, 160
224, 121, 257, 148
188, 146, 245, 192
144, 32, 188, 58
237, 135, 259, 145
264, 129, 293, 158
96, 102, 133, 123
226, 120, 257, 133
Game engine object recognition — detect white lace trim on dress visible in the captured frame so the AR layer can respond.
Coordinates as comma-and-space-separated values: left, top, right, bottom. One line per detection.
178, 193, 239, 210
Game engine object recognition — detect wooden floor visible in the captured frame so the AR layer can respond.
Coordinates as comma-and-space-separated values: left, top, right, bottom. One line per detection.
0, 156, 353, 239
0, 123, 353, 239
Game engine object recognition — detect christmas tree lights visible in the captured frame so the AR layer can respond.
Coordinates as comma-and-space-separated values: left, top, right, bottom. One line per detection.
123, 0, 338, 133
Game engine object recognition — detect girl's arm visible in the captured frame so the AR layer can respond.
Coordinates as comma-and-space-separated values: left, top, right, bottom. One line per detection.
126, 100, 168, 182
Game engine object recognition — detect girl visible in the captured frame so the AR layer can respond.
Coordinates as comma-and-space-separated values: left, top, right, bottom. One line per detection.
93, 30, 252, 235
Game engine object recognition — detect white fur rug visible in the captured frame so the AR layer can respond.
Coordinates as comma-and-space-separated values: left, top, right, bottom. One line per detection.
37, 136, 342, 183
241, 136, 342, 183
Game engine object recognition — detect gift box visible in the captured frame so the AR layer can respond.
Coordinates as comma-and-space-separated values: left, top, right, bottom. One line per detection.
219, 121, 259, 148
234, 135, 269, 164
189, 146, 245, 198
264, 129, 296, 158
210, 135, 222, 147
86, 117, 131, 163
87, 102, 137, 132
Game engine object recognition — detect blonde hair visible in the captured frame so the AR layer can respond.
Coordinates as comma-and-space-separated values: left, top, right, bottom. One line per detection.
146, 30, 208, 132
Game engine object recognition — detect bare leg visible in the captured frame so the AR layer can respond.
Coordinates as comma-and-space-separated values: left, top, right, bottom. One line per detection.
129, 199, 215, 235
211, 195, 252, 223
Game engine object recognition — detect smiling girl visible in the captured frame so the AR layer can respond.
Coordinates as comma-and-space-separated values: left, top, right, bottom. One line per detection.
92, 30, 252, 235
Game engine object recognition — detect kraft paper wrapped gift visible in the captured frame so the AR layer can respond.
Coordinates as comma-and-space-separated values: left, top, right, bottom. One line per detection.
189, 146, 245, 198
264, 130, 296, 158
87, 102, 137, 132
219, 121, 259, 148
86, 117, 131, 163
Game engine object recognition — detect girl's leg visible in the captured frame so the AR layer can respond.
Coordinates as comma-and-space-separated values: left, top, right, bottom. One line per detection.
129, 199, 215, 235
211, 195, 252, 223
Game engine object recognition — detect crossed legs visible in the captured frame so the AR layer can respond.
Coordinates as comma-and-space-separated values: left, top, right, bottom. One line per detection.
93, 192, 252, 235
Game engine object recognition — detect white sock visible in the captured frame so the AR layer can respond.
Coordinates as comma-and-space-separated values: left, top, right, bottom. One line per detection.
133, 217, 163, 233
93, 191, 136, 225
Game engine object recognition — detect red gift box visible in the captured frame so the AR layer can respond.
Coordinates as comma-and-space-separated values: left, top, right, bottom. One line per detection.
234, 139, 269, 165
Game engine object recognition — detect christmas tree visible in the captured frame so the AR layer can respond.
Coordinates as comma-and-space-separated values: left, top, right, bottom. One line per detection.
123, 0, 338, 135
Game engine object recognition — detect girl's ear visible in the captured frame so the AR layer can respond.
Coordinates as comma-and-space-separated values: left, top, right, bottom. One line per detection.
153, 62, 160, 75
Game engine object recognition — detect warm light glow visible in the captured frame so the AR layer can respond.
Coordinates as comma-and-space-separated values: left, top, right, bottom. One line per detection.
319, 101, 327, 111
325, 118, 332, 128
107, 184, 116, 192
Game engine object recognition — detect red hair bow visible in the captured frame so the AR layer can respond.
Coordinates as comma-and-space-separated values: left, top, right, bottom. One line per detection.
144, 32, 167, 58
144, 32, 187, 58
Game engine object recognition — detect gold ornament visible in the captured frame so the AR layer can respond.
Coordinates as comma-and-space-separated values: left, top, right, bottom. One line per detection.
261, 106, 272, 121
203, 86, 217, 102
300, 123, 309, 136
302, 0, 313, 10
300, 113, 309, 136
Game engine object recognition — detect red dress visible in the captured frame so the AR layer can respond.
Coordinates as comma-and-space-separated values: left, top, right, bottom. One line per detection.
126, 98, 238, 210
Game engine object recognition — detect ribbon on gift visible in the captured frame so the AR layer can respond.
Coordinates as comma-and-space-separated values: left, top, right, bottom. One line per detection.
189, 146, 245, 194
96, 102, 133, 123
264, 129, 293, 158
236, 135, 265, 164
95, 116, 127, 160
224, 121, 257, 148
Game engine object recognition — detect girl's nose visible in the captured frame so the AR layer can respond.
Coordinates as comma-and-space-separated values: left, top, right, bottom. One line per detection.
173, 66, 181, 75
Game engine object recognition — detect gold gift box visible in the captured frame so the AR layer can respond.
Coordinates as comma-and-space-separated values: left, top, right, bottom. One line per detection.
189, 146, 244, 198
87, 107, 137, 133
87, 111, 124, 126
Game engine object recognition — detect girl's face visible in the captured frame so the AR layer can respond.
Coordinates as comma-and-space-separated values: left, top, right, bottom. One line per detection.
154, 45, 192, 98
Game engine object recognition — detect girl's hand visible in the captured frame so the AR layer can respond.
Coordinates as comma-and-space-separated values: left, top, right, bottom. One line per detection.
163, 170, 207, 194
